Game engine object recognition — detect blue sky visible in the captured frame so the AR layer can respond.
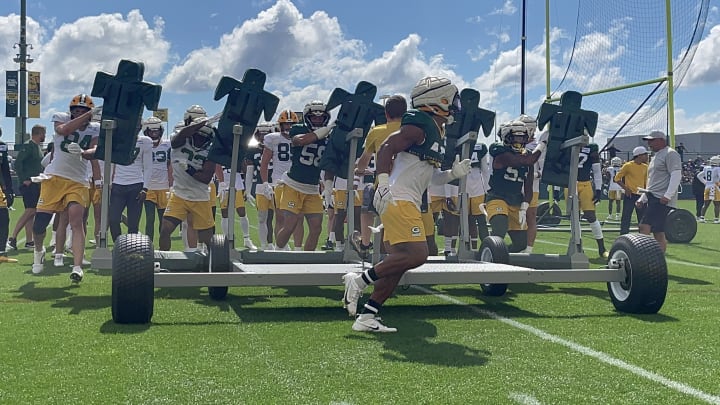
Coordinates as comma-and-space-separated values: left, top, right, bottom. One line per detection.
1, 0, 719, 148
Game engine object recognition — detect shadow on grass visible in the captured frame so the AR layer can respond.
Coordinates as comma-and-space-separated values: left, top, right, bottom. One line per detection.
52, 294, 111, 314
347, 317, 490, 367
99, 319, 150, 334
14, 280, 78, 302
677, 242, 720, 254
669, 274, 713, 286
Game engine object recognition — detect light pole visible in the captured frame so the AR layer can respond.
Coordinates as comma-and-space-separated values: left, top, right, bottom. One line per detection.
12, 0, 33, 150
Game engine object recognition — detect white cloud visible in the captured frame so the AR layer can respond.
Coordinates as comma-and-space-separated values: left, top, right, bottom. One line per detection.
162, 0, 462, 118
490, 0, 517, 16
683, 24, 720, 86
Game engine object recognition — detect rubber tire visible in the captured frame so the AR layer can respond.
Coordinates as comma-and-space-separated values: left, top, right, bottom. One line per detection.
112, 233, 154, 324
606, 234, 667, 314
208, 234, 231, 300
536, 201, 562, 226
478, 236, 509, 297
664, 208, 697, 244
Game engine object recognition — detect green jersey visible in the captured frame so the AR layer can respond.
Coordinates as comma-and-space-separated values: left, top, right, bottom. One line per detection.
578, 143, 600, 182
487, 143, 529, 206
287, 124, 326, 185
402, 109, 444, 168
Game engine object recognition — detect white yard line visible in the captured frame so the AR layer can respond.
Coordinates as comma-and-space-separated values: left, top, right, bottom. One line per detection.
509, 392, 542, 405
534, 238, 718, 270
414, 285, 720, 404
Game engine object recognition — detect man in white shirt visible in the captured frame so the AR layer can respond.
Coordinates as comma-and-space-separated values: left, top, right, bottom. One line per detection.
109, 130, 153, 242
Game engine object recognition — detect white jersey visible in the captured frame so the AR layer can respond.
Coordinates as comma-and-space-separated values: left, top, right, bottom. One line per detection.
113, 135, 153, 186
526, 131, 548, 193
388, 151, 437, 210
606, 166, 623, 191
148, 141, 172, 190
220, 167, 245, 191
700, 165, 719, 190
467, 143, 490, 198
262, 132, 292, 184
46, 112, 100, 184
171, 138, 211, 201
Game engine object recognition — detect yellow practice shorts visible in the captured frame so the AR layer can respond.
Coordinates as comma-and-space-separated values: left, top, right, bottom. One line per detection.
220, 190, 247, 210
381, 200, 426, 245
333, 189, 362, 211
277, 186, 323, 215
704, 187, 720, 202
469, 195, 487, 216
88, 184, 102, 206
37, 176, 89, 212
486, 199, 526, 231
421, 209, 435, 236
256, 193, 275, 211
430, 196, 459, 215
146, 189, 170, 209
0, 188, 6, 208
566, 181, 596, 213
164, 194, 215, 230
608, 190, 623, 201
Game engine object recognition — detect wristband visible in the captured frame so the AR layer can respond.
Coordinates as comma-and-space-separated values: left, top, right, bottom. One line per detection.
94, 179, 103, 187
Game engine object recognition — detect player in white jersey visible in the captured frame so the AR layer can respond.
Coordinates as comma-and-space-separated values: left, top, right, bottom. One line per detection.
109, 132, 153, 242
159, 119, 216, 251
466, 141, 491, 249
342, 77, 472, 332
606, 157, 623, 220
142, 117, 173, 242
699, 156, 720, 223
215, 164, 256, 250
32, 94, 101, 282
260, 109, 303, 248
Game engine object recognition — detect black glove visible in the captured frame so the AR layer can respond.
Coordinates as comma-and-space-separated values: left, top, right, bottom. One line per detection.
593, 189, 602, 204
5, 191, 14, 208
553, 189, 562, 202
185, 166, 197, 177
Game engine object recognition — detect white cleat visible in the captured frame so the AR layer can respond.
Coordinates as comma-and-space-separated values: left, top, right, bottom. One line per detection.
70, 266, 84, 283
32, 247, 46, 274
352, 314, 397, 333
244, 238, 257, 250
714, 219, 720, 224
342, 272, 365, 317
54, 254, 65, 267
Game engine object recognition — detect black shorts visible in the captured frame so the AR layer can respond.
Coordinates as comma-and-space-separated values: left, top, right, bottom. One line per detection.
19, 182, 40, 209
640, 194, 671, 233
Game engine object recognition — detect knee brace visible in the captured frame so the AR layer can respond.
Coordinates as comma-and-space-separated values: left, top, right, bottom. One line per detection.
590, 220, 604, 240
33, 211, 54, 235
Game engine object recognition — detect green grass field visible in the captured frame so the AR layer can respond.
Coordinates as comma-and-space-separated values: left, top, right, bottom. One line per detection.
1, 200, 719, 404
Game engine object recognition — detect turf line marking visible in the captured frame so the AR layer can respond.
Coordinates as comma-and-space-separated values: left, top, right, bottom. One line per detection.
535, 238, 718, 270
413, 285, 720, 404
509, 392, 542, 405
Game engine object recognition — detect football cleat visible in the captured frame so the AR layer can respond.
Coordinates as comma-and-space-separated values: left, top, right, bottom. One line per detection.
352, 314, 397, 333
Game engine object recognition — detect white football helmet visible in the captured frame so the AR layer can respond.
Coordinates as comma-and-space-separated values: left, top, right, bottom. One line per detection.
410, 76, 460, 122
503, 120, 530, 152
142, 116, 164, 141
709, 155, 720, 167
516, 114, 537, 137
611, 157, 622, 167
184, 105, 207, 123
303, 100, 331, 130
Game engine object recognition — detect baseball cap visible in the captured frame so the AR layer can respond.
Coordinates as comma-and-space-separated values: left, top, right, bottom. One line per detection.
632, 146, 649, 157
642, 130, 666, 140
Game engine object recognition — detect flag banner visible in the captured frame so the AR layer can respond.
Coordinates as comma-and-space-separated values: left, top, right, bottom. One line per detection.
153, 108, 168, 122
28, 71, 40, 118
6, 71, 18, 118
